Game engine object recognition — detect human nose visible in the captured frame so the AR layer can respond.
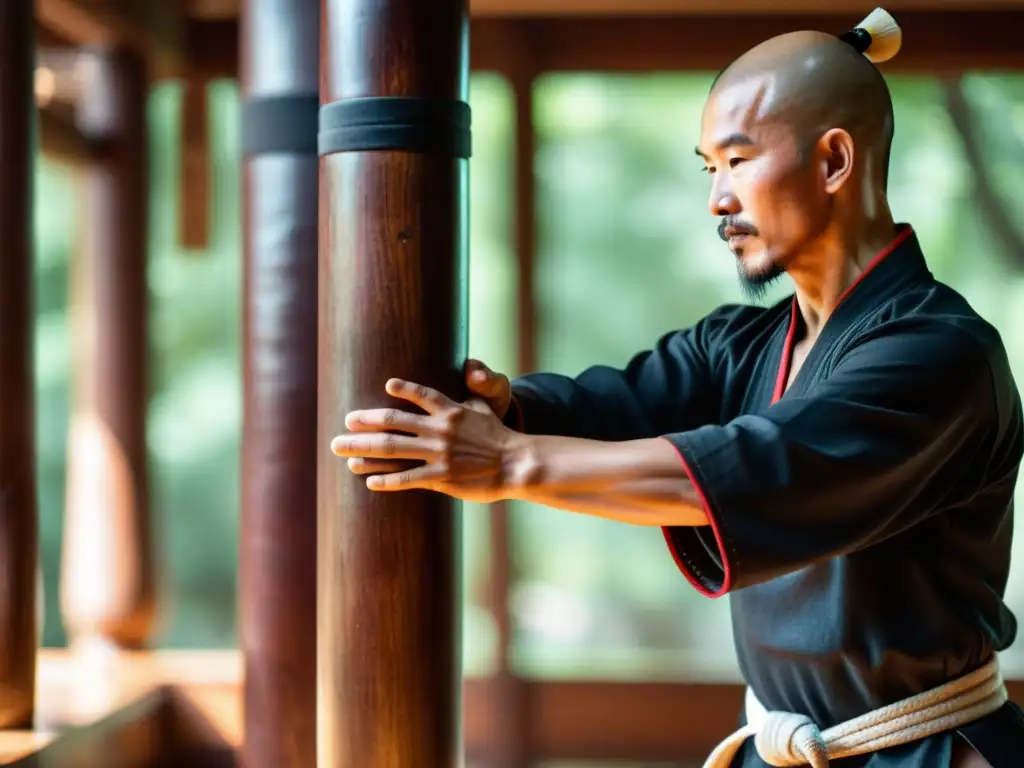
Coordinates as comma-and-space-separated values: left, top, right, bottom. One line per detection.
708, 172, 740, 217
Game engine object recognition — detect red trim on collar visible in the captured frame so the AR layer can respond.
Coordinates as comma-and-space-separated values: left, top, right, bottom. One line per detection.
771, 225, 914, 405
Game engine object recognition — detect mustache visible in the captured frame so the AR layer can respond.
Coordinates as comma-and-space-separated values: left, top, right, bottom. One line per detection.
718, 218, 759, 241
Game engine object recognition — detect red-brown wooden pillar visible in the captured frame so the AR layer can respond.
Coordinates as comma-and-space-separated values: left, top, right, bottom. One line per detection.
0, 0, 39, 729
317, 0, 470, 765
239, 2, 319, 767
61, 47, 156, 651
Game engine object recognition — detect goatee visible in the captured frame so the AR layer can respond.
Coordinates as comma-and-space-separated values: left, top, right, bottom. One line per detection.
737, 261, 784, 302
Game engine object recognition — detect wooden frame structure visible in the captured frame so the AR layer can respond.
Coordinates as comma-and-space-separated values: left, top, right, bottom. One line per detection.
2, 1, 1022, 765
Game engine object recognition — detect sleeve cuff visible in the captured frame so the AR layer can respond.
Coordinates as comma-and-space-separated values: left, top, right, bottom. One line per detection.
659, 434, 735, 598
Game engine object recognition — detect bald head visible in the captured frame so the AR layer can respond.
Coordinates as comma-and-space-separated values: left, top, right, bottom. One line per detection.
697, 29, 899, 298
712, 30, 895, 186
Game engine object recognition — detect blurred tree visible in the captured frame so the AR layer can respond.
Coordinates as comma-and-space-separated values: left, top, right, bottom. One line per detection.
29, 71, 1024, 684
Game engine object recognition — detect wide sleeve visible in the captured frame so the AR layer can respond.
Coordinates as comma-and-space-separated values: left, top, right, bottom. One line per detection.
505, 306, 744, 441
662, 324, 1003, 598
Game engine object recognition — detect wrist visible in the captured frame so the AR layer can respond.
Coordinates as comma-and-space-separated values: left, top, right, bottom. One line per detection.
499, 431, 542, 499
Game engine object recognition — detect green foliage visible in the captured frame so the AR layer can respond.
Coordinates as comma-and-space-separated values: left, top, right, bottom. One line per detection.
32, 71, 1024, 681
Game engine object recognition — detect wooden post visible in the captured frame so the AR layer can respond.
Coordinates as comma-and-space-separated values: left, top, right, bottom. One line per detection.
0, 0, 39, 729
239, 1, 319, 767
317, 0, 469, 765
61, 47, 156, 651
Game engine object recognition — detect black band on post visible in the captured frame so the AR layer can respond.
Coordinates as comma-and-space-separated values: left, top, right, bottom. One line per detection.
318, 97, 472, 158
242, 93, 320, 157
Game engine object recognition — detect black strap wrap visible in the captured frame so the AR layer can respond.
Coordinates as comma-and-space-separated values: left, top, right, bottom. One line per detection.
838, 27, 873, 54
318, 96, 472, 159
241, 93, 320, 157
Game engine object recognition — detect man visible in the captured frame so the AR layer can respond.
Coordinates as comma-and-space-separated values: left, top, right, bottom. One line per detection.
331, 10, 1024, 767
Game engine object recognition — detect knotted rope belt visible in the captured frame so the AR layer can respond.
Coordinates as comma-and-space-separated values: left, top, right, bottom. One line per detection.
703, 656, 1006, 768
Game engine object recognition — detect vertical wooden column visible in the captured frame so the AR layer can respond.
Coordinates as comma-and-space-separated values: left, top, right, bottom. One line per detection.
317, 0, 469, 765
0, 0, 39, 730
239, 1, 319, 767
486, 35, 538, 767
61, 47, 156, 651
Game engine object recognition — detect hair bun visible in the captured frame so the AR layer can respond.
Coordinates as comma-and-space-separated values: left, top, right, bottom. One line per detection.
839, 7, 902, 64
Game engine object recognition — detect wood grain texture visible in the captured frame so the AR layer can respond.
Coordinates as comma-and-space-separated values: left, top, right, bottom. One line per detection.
238, 1, 320, 766
317, 0, 469, 765
0, 0, 40, 730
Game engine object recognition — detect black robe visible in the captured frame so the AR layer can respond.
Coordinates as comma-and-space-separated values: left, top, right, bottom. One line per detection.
506, 225, 1024, 767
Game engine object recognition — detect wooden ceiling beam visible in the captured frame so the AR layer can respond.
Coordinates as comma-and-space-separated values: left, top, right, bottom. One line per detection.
36, 0, 184, 70
160, 10, 1024, 82
470, 0, 1024, 15
472, 11, 1024, 73
184, 0, 1024, 19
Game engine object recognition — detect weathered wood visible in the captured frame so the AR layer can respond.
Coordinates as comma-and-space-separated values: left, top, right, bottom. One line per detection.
61, 47, 156, 651
238, 1, 319, 767
317, 0, 469, 765
0, 0, 40, 731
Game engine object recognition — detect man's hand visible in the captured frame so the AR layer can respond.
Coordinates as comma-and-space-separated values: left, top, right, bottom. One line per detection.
331, 378, 521, 503
465, 358, 512, 420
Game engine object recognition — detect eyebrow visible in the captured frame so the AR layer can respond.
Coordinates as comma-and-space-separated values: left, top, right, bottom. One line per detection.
694, 132, 756, 159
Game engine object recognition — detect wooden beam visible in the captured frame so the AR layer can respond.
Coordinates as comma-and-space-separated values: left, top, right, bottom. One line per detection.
469, 0, 1024, 15
187, 0, 238, 19
36, 50, 97, 165
318, 0, 469, 765
61, 46, 157, 653
0, 0, 40, 731
470, 11, 1024, 72
462, 677, 1024, 762
8, 686, 235, 767
14, 690, 166, 767
158, 10, 1024, 82
5, 651, 1022, 764
238, 0, 320, 766
153, 19, 235, 79
183, 0, 1024, 18
36, 0, 184, 69
178, 75, 210, 248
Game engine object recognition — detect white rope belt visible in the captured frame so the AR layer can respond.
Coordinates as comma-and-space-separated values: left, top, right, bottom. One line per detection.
702, 656, 1007, 768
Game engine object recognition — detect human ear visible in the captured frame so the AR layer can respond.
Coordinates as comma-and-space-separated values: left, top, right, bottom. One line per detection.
819, 128, 855, 195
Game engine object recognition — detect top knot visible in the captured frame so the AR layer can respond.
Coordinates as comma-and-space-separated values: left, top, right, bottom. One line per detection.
838, 7, 902, 64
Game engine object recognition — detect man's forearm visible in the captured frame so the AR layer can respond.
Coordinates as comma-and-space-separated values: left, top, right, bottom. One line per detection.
502, 433, 709, 527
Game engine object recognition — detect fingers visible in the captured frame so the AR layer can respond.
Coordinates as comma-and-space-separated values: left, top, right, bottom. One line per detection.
465, 359, 507, 397
345, 408, 430, 433
365, 464, 439, 491
346, 458, 412, 475
331, 433, 442, 461
385, 378, 453, 414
